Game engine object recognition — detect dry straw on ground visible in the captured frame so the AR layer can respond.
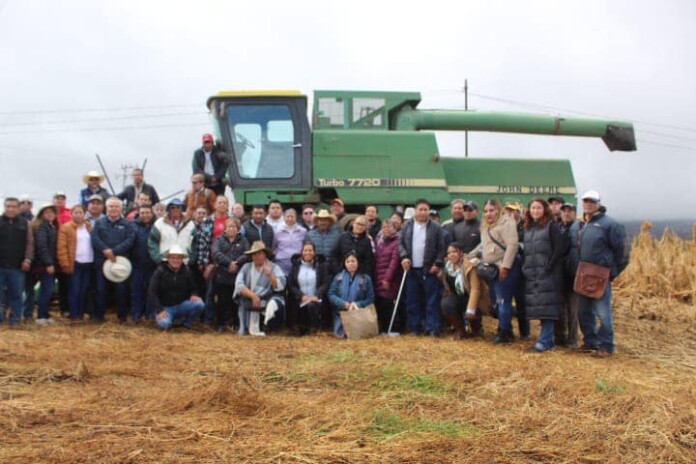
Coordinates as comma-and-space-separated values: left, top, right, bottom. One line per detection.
1, 223, 694, 463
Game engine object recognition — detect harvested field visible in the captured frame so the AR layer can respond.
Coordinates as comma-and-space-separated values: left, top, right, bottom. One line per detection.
0, 225, 694, 463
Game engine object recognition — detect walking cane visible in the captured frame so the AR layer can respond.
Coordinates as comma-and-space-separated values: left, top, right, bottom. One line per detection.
386, 270, 408, 336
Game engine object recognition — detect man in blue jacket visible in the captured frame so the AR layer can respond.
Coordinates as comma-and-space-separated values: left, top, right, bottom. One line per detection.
577, 190, 630, 358
130, 205, 157, 322
92, 197, 135, 323
399, 198, 446, 336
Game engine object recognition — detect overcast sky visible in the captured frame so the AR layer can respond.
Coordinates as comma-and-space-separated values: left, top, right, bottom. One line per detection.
1, 0, 694, 220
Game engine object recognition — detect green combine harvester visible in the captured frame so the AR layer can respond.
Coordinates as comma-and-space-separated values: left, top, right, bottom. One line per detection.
205, 90, 635, 215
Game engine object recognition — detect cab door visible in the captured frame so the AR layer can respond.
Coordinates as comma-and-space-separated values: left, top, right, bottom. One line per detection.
212, 94, 312, 190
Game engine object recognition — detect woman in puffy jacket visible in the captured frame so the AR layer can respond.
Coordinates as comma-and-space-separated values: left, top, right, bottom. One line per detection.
373, 219, 402, 333
31, 204, 59, 325
522, 198, 568, 352
328, 251, 375, 338
57, 205, 94, 322
211, 217, 249, 332
287, 242, 331, 335
468, 198, 521, 344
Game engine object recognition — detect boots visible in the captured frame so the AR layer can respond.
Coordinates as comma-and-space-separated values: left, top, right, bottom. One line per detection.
468, 316, 484, 338
493, 328, 514, 344
444, 313, 467, 339
249, 311, 266, 337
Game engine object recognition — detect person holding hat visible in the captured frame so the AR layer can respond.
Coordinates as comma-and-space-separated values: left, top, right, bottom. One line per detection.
192, 133, 228, 196
92, 197, 135, 323
79, 171, 110, 208
306, 209, 340, 262
148, 198, 195, 264
57, 204, 94, 323
233, 241, 286, 336
148, 245, 204, 330
576, 190, 630, 358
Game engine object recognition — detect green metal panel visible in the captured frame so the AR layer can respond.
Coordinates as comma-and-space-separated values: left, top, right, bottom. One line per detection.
313, 130, 451, 205
441, 157, 577, 207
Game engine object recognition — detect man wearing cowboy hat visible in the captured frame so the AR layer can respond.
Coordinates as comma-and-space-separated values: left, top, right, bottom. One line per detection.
233, 241, 286, 336
306, 209, 340, 263
92, 197, 135, 323
149, 245, 204, 330
79, 171, 111, 207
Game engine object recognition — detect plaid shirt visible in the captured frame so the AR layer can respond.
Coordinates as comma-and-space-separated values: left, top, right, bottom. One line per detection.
191, 218, 214, 267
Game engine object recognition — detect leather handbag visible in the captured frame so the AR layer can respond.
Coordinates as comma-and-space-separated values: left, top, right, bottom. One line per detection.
574, 261, 611, 299
476, 261, 499, 282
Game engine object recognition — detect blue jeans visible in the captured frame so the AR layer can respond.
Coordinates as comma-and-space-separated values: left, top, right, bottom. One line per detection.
131, 264, 155, 321
405, 268, 443, 335
536, 319, 556, 350
490, 258, 521, 332
95, 270, 129, 321
0, 268, 25, 325
37, 272, 56, 319
156, 300, 205, 329
69, 263, 93, 320
578, 284, 614, 352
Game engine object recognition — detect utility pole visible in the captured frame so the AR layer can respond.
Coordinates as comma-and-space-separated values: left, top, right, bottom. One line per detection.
464, 79, 469, 158
118, 163, 140, 190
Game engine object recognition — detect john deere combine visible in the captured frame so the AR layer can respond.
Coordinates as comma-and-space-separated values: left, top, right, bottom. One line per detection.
205, 90, 635, 213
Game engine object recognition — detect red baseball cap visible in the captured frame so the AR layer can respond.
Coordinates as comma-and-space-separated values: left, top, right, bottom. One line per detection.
202, 133, 214, 143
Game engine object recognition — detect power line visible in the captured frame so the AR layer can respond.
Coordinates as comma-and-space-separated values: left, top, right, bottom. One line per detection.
0, 103, 202, 116
0, 121, 211, 135
0, 111, 208, 128
636, 138, 696, 152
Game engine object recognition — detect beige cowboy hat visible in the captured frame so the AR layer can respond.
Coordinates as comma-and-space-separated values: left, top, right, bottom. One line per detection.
244, 240, 273, 257
164, 245, 189, 258
313, 209, 336, 224
83, 170, 106, 185
103, 256, 132, 283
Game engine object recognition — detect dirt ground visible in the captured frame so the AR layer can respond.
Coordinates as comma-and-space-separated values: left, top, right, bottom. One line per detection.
0, 293, 694, 464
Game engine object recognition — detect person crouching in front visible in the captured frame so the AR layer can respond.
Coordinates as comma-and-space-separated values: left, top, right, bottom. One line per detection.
233, 241, 286, 336
149, 246, 204, 330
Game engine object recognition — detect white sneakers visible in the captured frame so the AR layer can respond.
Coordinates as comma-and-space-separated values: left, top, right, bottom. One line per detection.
35, 318, 56, 326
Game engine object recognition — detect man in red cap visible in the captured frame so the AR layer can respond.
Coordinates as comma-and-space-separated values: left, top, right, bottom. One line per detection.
192, 133, 228, 196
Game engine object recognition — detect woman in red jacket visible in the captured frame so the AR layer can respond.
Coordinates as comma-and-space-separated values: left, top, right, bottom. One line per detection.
373, 219, 403, 333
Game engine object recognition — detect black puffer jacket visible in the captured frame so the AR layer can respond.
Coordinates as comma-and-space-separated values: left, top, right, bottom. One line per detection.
331, 231, 374, 276
212, 233, 250, 286
148, 263, 198, 312
522, 221, 568, 320
34, 221, 58, 267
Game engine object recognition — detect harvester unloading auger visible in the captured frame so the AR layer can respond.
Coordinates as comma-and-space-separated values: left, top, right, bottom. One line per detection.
205, 90, 635, 215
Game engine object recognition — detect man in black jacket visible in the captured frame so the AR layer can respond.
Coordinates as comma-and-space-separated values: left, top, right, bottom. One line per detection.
0, 198, 34, 326
192, 133, 228, 196
149, 246, 204, 330
451, 200, 481, 253
399, 199, 446, 336
241, 205, 274, 250
116, 168, 160, 213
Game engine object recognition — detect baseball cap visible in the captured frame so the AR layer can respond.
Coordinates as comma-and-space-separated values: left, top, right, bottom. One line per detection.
330, 198, 344, 207
463, 200, 478, 210
88, 194, 104, 203
53, 191, 67, 199
581, 190, 601, 202
202, 133, 214, 143
561, 203, 576, 211
548, 196, 565, 204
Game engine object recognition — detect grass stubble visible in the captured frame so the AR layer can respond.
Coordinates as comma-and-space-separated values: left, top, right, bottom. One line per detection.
0, 223, 694, 463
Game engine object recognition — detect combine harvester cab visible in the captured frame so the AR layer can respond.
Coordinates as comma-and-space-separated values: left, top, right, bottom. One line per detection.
206, 90, 635, 214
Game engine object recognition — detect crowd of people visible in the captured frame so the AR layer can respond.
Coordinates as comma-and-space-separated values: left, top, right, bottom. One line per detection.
0, 134, 631, 357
